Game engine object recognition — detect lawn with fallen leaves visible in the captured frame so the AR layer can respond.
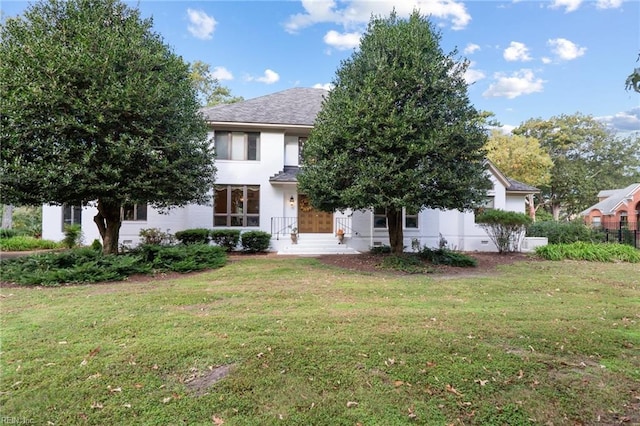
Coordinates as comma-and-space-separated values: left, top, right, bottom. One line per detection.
1, 257, 638, 425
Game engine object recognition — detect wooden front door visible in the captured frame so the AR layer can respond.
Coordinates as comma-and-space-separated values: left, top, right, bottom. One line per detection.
298, 195, 333, 233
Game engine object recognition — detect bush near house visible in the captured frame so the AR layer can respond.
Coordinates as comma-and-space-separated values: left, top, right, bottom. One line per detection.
240, 231, 271, 253
210, 229, 241, 252
527, 220, 593, 244
175, 228, 211, 245
476, 209, 531, 254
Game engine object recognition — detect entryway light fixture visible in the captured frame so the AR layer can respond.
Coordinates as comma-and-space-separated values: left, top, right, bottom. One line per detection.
289, 196, 295, 207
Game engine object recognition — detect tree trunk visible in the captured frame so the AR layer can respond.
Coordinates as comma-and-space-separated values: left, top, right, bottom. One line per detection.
526, 194, 536, 222
387, 209, 404, 255
1, 205, 13, 229
551, 201, 561, 221
93, 199, 122, 255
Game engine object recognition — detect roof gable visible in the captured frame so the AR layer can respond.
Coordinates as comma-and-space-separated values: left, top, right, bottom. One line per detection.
581, 183, 640, 216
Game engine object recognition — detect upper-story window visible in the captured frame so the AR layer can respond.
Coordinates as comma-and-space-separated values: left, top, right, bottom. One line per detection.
214, 131, 260, 161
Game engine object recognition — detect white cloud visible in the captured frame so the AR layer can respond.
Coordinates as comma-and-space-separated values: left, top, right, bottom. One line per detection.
463, 43, 480, 55
596, 0, 623, 9
549, 0, 582, 12
187, 9, 216, 40
548, 38, 586, 61
323, 30, 361, 50
211, 66, 233, 81
247, 69, 280, 84
541, 57, 552, 64
483, 69, 545, 99
597, 107, 640, 132
503, 41, 532, 62
285, 0, 471, 33
464, 62, 485, 85
313, 83, 334, 90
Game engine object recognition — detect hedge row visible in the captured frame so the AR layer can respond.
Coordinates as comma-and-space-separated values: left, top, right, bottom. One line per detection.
168, 228, 271, 253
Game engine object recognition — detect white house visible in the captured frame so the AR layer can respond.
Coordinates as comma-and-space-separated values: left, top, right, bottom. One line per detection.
42, 87, 539, 254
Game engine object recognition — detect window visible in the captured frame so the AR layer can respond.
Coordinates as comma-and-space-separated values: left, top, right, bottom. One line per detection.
214, 131, 260, 161
214, 185, 260, 227
373, 207, 387, 229
591, 216, 601, 228
405, 208, 418, 229
374, 207, 418, 229
62, 205, 82, 230
122, 204, 147, 221
619, 212, 628, 228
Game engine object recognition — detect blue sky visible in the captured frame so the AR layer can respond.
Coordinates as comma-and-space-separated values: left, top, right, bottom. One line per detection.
2, 0, 639, 134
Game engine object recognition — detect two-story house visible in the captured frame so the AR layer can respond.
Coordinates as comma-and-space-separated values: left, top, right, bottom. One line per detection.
42, 87, 540, 254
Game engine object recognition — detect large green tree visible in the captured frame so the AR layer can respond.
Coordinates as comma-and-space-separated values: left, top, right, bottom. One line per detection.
0, 0, 216, 254
189, 60, 243, 106
485, 130, 553, 221
298, 10, 491, 254
513, 113, 640, 220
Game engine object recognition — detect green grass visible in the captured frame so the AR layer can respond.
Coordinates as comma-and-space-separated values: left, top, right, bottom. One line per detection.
1, 257, 638, 425
0, 236, 61, 251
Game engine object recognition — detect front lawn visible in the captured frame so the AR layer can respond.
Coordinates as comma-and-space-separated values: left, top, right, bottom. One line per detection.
1, 257, 638, 425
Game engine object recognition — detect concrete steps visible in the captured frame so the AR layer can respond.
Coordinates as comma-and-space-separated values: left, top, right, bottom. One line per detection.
277, 233, 360, 255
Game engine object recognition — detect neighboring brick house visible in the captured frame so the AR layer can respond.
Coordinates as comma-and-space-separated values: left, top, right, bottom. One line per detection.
581, 183, 640, 230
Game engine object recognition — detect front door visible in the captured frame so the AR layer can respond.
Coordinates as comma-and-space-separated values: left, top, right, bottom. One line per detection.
298, 195, 333, 233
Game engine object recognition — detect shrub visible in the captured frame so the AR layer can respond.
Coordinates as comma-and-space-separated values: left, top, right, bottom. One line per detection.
419, 247, 478, 267
535, 242, 640, 263
476, 209, 532, 254
0, 236, 60, 251
1, 244, 228, 286
527, 220, 593, 244
91, 239, 103, 251
210, 229, 241, 252
369, 245, 392, 254
139, 228, 174, 245
0, 248, 151, 285
148, 244, 227, 272
378, 254, 432, 274
175, 228, 211, 245
240, 231, 271, 253
0, 228, 19, 239
63, 224, 83, 248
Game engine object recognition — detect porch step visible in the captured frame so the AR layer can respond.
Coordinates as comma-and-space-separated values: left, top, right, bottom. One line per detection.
277, 233, 360, 255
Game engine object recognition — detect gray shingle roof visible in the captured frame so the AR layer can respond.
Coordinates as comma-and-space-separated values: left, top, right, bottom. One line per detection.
269, 166, 300, 183
506, 178, 539, 193
200, 87, 328, 126
581, 183, 640, 216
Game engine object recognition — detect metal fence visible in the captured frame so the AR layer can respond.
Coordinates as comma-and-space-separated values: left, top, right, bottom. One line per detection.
597, 221, 639, 249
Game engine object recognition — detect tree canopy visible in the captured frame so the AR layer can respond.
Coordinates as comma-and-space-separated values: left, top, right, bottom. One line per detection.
298, 10, 491, 254
513, 113, 640, 220
0, 0, 216, 254
189, 60, 244, 106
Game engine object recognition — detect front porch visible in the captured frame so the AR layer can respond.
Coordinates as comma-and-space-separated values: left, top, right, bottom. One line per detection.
270, 216, 359, 255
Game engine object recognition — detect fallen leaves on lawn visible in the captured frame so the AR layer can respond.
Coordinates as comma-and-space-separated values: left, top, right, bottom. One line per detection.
445, 384, 463, 396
